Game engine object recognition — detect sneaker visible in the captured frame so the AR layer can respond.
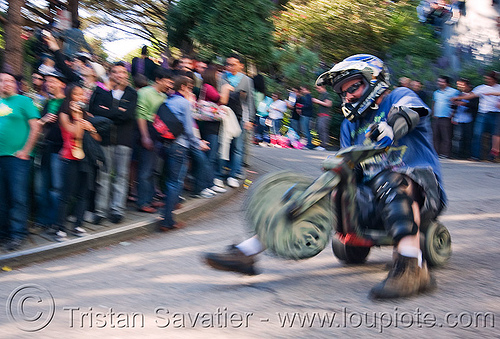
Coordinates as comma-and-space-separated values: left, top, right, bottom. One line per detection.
138, 205, 158, 213
259, 142, 269, 147
109, 213, 123, 224
369, 253, 436, 299
5, 238, 25, 251
83, 211, 94, 223
213, 178, 225, 188
72, 227, 87, 237
211, 185, 227, 193
204, 245, 257, 275
67, 215, 77, 223
200, 188, 216, 198
205, 188, 217, 195
93, 215, 105, 225
54, 230, 68, 242
315, 146, 326, 151
227, 177, 240, 188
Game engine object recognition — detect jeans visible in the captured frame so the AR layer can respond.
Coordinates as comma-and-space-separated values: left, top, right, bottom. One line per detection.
254, 117, 270, 143
204, 133, 220, 182
432, 117, 452, 157
225, 122, 245, 178
471, 112, 497, 159
0, 156, 31, 240
96, 145, 133, 217
161, 143, 188, 227
56, 159, 89, 230
290, 119, 300, 135
136, 145, 157, 208
317, 116, 331, 148
190, 146, 212, 194
452, 122, 473, 159
271, 119, 282, 135
300, 116, 313, 148
34, 152, 64, 226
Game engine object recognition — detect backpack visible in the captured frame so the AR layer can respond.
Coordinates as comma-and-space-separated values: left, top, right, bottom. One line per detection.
149, 103, 184, 141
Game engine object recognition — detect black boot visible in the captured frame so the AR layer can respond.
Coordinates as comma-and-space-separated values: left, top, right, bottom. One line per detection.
204, 245, 257, 276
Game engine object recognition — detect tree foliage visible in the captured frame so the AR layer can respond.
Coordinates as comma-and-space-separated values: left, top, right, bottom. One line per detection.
81, 0, 173, 54
166, 0, 275, 65
274, 0, 417, 62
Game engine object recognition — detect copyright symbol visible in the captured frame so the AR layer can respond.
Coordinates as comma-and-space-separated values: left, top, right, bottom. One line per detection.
6, 284, 55, 332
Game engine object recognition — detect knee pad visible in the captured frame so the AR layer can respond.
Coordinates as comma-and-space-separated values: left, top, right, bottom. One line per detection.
369, 171, 418, 242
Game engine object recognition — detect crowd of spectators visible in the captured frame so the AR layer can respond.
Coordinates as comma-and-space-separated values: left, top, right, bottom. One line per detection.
399, 72, 500, 161
1, 15, 499, 252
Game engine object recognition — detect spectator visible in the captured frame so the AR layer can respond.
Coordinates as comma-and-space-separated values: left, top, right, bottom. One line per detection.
267, 92, 288, 145
59, 19, 93, 58
299, 85, 314, 149
410, 80, 429, 106
0, 72, 41, 251
131, 45, 157, 82
38, 56, 56, 75
453, 71, 500, 160
432, 75, 459, 158
54, 84, 101, 241
135, 68, 173, 213
451, 78, 479, 159
26, 71, 48, 112
193, 59, 208, 90
89, 62, 138, 224
34, 71, 67, 231
198, 65, 231, 193
253, 74, 268, 144
133, 74, 149, 90
218, 54, 255, 188
288, 87, 302, 136
312, 84, 333, 151
43, 31, 83, 85
398, 77, 411, 88
160, 76, 210, 230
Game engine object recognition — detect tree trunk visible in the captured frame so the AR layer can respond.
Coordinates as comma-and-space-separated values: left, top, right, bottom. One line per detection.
67, 0, 79, 23
3, 0, 24, 75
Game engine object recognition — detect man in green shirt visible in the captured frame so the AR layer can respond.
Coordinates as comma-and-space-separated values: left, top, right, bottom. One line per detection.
136, 68, 174, 212
0, 72, 41, 251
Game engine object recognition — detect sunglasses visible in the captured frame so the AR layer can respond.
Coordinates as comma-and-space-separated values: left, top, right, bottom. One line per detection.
341, 81, 363, 97
32, 76, 44, 81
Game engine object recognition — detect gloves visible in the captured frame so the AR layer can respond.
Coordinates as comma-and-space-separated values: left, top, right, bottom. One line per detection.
365, 121, 394, 147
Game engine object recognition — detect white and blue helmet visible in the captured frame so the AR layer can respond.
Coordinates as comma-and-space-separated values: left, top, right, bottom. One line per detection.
316, 54, 390, 122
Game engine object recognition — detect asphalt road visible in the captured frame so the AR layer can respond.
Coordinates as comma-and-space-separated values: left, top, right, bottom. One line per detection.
0, 145, 499, 339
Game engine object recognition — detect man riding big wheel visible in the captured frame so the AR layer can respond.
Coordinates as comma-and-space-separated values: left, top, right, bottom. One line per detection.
204, 54, 446, 299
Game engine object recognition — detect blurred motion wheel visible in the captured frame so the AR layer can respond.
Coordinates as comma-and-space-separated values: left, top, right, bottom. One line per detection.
245, 171, 335, 260
421, 220, 452, 267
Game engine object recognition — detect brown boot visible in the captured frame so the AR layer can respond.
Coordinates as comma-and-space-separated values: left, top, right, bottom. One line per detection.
370, 253, 436, 299
204, 245, 257, 275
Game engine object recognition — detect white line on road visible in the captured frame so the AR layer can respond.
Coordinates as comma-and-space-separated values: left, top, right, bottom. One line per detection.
441, 213, 500, 221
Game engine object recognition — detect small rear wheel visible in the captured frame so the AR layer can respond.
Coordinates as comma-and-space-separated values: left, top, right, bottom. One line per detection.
332, 237, 371, 264
421, 220, 452, 267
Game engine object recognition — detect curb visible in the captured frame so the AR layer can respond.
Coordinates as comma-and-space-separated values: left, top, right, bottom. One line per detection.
0, 186, 242, 269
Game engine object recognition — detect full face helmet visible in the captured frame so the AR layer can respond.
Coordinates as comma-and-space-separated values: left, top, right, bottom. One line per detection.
316, 54, 390, 122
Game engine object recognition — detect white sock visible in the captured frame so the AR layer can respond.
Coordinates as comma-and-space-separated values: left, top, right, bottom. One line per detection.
236, 236, 264, 256
398, 246, 423, 268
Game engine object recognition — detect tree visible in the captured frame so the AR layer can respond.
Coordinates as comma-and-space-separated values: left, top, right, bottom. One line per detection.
3, 0, 24, 74
274, 0, 416, 62
167, 0, 275, 65
81, 0, 174, 55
